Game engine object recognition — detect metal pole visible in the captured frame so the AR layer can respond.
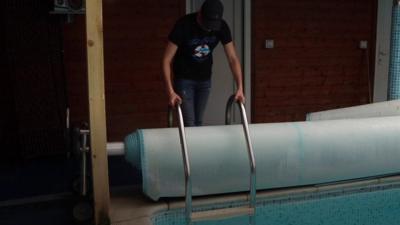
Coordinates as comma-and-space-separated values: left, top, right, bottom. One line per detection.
225, 95, 236, 125
80, 129, 90, 196
238, 102, 257, 225
239, 103, 256, 209
176, 105, 192, 224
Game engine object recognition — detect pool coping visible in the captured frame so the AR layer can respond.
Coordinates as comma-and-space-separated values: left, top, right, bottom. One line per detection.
110, 175, 400, 225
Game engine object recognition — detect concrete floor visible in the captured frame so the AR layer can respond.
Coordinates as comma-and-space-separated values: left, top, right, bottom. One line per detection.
0, 155, 139, 225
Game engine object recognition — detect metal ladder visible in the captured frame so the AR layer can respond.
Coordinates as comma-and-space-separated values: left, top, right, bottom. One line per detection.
175, 98, 256, 224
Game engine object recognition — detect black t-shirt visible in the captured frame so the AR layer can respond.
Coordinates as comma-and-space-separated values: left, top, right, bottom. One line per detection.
168, 13, 232, 81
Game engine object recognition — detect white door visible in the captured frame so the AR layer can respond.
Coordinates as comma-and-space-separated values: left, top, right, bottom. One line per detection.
187, 0, 246, 125
374, 0, 392, 102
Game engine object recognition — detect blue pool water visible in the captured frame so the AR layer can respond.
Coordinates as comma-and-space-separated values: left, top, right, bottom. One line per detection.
152, 182, 400, 225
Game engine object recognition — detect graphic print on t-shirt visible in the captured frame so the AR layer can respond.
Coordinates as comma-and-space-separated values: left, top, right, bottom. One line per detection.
193, 44, 210, 60
190, 36, 217, 62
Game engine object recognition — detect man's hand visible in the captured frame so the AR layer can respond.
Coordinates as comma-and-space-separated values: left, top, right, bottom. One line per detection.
169, 91, 182, 107
234, 89, 245, 103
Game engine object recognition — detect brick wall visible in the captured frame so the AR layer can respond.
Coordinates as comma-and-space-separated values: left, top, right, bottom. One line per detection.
64, 0, 185, 141
252, 0, 377, 122
65, 0, 377, 138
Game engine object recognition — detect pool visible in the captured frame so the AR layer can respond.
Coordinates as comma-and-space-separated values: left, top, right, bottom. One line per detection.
151, 176, 400, 225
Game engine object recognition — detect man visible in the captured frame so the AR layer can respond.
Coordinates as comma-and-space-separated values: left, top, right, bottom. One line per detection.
162, 0, 245, 126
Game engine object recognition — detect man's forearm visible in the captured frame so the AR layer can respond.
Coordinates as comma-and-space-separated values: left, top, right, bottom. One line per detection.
230, 59, 243, 91
224, 42, 244, 92
162, 63, 175, 95
230, 59, 245, 103
162, 42, 178, 96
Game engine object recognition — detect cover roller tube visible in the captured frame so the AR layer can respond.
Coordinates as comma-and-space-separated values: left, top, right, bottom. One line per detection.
107, 142, 125, 156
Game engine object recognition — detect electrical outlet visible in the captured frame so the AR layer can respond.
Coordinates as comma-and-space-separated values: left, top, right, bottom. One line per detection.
265, 40, 274, 49
360, 40, 368, 49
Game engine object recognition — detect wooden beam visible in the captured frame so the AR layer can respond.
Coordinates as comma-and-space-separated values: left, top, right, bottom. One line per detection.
85, 0, 110, 224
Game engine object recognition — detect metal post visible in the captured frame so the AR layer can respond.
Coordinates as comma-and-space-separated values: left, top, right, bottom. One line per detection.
239, 103, 256, 209
239, 103, 257, 225
176, 105, 192, 224
80, 129, 90, 196
225, 95, 236, 125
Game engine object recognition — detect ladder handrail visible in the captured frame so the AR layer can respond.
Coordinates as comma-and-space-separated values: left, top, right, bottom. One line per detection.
176, 97, 256, 224
176, 104, 192, 223
225, 94, 257, 211
225, 94, 257, 209
225, 94, 236, 125
238, 102, 257, 210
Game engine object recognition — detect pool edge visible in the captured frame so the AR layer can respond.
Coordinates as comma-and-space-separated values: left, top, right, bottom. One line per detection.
110, 175, 400, 225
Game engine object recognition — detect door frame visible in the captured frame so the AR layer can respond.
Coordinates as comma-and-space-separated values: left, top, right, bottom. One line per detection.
373, 0, 393, 102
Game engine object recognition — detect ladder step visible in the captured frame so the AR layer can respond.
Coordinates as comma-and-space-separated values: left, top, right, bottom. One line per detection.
191, 206, 255, 222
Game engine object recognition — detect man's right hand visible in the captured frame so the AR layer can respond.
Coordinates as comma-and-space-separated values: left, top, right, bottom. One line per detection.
169, 92, 182, 107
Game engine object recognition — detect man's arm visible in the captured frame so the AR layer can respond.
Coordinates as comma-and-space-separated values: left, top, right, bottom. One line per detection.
162, 41, 181, 106
223, 42, 245, 103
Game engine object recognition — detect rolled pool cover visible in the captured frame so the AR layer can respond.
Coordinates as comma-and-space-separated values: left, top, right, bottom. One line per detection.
125, 116, 400, 201
306, 100, 400, 121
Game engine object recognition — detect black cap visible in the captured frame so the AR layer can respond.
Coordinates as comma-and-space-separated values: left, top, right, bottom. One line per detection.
201, 0, 224, 31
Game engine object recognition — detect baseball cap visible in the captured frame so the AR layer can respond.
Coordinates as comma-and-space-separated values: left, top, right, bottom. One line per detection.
201, 0, 224, 31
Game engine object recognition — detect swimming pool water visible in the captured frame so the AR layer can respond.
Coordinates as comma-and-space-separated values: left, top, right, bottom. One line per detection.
152, 183, 400, 225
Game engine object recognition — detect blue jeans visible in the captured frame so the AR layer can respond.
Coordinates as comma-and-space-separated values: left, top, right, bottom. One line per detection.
174, 79, 211, 127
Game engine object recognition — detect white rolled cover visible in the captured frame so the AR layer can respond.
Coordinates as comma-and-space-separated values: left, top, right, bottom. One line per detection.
306, 100, 400, 121
125, 116, 400, 201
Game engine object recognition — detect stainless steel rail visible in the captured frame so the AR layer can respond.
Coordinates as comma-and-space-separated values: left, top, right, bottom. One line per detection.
238, 102, 257, 224
176, 104, 193, 223
225, 94, 236, 125
176, 96, 256, 224
226, 94, 257, 212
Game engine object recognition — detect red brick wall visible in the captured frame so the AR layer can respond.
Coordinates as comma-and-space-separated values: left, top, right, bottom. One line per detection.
65, 1, 377, 139
64, 0, 185, 141
252, 0, 377, 123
